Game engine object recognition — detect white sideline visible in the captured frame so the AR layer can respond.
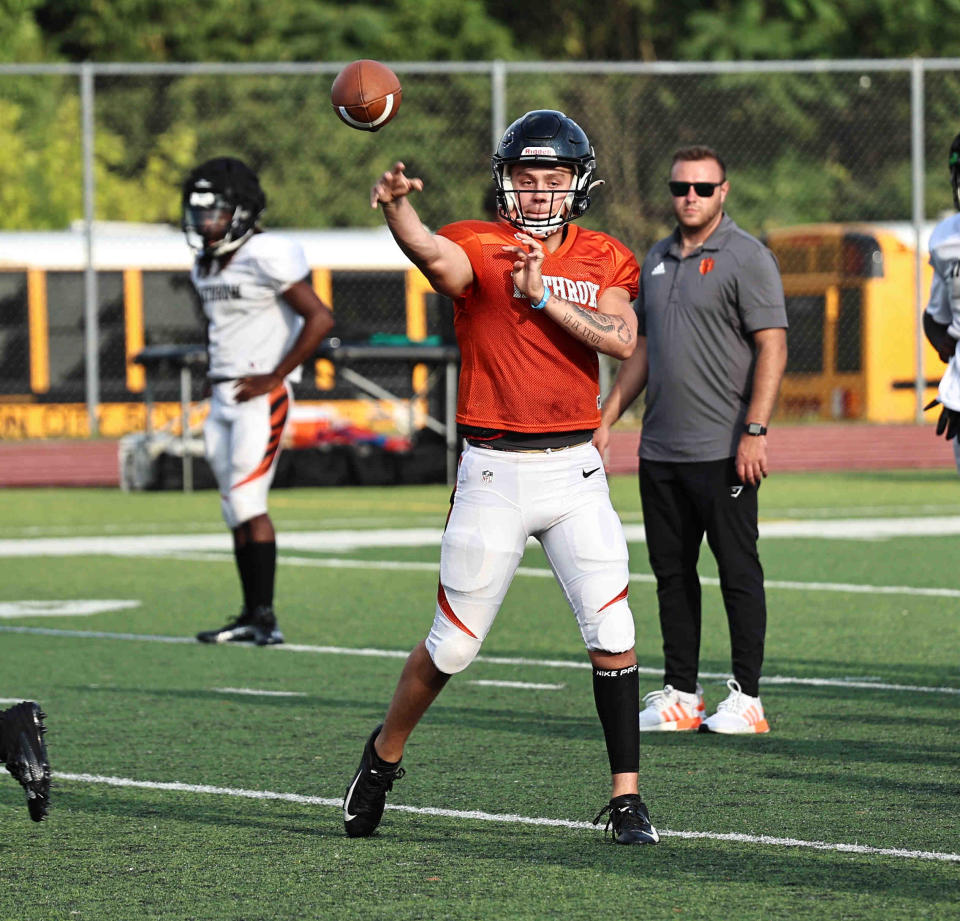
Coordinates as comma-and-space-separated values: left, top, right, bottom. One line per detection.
51, 771, 960, 864
0, 624, 957, 696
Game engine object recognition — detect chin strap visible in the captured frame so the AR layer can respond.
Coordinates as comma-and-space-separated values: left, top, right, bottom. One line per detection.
209, 228, 254, 257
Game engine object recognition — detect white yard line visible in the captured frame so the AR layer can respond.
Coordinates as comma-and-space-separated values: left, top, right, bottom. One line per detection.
7, 515, 960, 558
50, 771, 960, 864
1, 624, 957, 696
466, 680, 565, 690
0, 600, 141, 618
0, 529, 445, 557
210, 687, 307, 698
138, 551, 960, 600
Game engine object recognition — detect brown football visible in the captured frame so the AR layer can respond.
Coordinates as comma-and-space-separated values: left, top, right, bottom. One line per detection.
331, 59, 402, 132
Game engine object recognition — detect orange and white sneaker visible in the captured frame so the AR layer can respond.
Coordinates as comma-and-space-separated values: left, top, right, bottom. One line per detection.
699, 679, 770, 734
638, 683, 705, 732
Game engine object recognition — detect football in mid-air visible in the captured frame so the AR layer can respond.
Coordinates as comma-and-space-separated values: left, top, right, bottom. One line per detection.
331, 59, 402, 132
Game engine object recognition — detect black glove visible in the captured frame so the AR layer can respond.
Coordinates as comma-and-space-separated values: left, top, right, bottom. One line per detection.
923, 314, 958, 363
925, 398, 960, 440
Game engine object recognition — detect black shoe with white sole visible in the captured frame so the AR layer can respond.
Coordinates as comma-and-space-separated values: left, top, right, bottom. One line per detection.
196, 605, 283, 646
593, 794, 659, 845
343, 724, 405, 838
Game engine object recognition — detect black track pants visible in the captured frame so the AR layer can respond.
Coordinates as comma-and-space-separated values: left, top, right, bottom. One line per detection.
639, 457, 766, 698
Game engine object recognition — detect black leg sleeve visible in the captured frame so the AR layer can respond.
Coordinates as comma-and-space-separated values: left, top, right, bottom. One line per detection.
592, 664, 640, 775
234, 541, 256, 611
247, 541, 277, 610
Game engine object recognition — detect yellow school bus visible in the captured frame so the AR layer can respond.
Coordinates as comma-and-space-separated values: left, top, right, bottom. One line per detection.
765, 222, 942, 422
0, 224, 447, 439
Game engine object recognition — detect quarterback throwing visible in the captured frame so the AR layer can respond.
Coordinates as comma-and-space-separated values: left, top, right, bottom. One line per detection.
341, 110, 658, 846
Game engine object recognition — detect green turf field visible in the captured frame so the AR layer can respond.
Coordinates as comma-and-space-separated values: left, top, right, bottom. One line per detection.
0, 471, 957, 921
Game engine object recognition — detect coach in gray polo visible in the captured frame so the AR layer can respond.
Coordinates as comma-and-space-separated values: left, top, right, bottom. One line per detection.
594, 145, 787, 736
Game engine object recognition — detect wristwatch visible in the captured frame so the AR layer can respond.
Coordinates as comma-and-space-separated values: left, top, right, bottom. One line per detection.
743, 422, 767, 436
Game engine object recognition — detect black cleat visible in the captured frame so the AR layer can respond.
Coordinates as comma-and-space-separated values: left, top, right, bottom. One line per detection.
343, 724, 405, 838
197, 605, 283, 646
593, 794, 659, 845
1, 702, 50, 822
248, 605, 284, 646
196, 607, 256, 644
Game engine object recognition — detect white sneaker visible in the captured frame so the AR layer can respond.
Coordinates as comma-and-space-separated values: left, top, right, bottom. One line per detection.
699, 679, 770, 734
638, 683, 705, 732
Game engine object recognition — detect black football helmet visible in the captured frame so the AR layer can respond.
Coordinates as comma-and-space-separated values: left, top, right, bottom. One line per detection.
950, 133, 960, 210
491, 110, 600, 237
181, 157, 266, 257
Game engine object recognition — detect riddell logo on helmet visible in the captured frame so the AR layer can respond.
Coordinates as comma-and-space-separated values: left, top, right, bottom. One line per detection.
520, 146, 557, 157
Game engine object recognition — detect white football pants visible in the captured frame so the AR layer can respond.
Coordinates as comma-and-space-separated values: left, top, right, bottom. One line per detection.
203, 380, 291, 529
425, 441, 635, 674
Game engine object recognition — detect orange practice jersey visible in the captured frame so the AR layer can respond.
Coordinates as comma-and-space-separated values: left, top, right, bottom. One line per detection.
437, 220, 640, 433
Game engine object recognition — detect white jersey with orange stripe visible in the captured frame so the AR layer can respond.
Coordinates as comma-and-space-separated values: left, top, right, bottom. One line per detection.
192, 232, 308, 382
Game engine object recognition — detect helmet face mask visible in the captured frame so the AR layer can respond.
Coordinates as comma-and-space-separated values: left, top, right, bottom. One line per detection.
491, 110, 598, 238
181, 158, 265, 257
500, 164, 577, 238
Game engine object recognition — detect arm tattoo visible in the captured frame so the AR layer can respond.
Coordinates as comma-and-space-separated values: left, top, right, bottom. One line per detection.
558, 301, 633, 346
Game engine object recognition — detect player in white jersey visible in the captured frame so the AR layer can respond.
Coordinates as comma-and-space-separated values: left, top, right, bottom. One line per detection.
182, 157, 334, 645
924, 133, 960, 467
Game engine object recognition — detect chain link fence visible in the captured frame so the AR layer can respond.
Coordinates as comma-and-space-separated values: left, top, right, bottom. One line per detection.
1, 59, 959, 441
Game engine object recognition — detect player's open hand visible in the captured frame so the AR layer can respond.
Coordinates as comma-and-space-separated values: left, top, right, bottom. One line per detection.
234, 372, 282, 403
371, 162, 424, 209
502, 232, 546, 302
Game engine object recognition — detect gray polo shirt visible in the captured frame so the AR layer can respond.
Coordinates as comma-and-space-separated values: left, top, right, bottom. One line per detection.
637, 214, 787, 462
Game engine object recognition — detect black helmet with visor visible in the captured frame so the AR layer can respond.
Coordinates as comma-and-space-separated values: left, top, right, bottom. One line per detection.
181, 157, 266, 257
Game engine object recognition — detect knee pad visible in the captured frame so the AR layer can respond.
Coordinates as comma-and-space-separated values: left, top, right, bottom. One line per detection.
555, 533, 634, 653
578, 587, 635, 654
425, 605, 484, 675
425, 503, 521, 674
227, 484, 268, 529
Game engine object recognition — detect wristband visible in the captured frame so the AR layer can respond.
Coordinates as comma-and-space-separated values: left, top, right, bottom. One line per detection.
529, 284, 551, 311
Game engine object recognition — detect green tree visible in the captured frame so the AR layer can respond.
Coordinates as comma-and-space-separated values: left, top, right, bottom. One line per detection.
0, 0, 50, 62
31, 0, 519, 62
485, 0, 960, 61
678, 0, 960, 60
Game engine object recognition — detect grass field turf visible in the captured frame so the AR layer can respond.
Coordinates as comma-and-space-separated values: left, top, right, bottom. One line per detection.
0, 471, 957, 921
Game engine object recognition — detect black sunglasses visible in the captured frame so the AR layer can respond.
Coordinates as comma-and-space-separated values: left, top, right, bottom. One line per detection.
668, 180, 724, 197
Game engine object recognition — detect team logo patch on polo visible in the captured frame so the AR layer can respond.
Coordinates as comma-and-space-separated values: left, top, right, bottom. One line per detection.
699, 257, 715, 275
